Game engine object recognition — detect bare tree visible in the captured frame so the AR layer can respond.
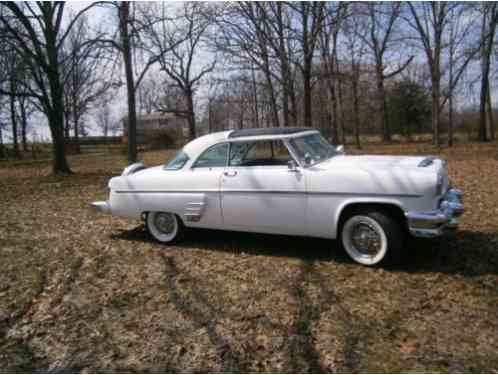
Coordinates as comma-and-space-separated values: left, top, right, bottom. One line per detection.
137, 75, 162, 115
118, 2, 139, 162
288, 2, 325, 128
406, 2, 455, 148
0, 2, 98, 174
320, 2, 348, 144
61, 15, 114, 150
144, 3, 216, 141
343, 8, 368, 149
216, 2, 281, 128
251, 3, 299, 127
96, 101, 113, 139
361, 2, 413, 142
445, 4, 481, 146
99, 2, 167, 162
5, 48, 21, 158
478, 2, 498, 142
17, 89, 35, 152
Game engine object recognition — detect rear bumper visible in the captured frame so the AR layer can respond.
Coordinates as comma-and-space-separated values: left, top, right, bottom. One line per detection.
90, 201, 110, 214
406, 188, 464, 238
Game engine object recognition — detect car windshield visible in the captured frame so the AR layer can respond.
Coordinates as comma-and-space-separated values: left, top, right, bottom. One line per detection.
289, 133, 336, 166
164, 150, 189, 170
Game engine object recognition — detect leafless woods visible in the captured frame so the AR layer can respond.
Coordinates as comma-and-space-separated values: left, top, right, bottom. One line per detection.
0, 2, 496, 173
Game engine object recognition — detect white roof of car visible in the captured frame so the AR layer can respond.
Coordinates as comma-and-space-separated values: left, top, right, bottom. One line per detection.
182, 128, 318, 160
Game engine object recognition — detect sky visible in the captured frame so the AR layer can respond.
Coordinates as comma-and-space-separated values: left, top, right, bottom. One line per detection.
1, 2, 491, 144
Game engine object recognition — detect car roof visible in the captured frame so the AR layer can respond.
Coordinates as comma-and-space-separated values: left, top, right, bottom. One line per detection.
228, 127, 311, 138
182, 128, 319, 161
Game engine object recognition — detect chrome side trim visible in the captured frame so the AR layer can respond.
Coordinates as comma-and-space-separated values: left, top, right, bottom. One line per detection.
116, 189, 219, 194
115, 189, 422, 198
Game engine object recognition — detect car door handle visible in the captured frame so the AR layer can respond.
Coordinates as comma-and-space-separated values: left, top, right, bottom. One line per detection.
223, 170, 238, 177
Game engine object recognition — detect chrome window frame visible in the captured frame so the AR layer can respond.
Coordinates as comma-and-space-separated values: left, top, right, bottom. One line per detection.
226, 139, 299, 168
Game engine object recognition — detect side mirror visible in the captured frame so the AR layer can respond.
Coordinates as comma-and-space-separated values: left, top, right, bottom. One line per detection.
335, 145, 345, 155
287, 159, 299, 172
304, 153, 313, 166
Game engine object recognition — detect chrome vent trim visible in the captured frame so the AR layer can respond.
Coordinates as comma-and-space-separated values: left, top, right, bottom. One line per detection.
184, 201, 207, 222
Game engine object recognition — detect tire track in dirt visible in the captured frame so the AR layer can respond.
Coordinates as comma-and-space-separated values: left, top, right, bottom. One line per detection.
161, 253, 249, 373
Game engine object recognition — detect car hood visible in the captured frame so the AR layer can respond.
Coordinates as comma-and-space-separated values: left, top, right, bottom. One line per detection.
306, 154, 446, 201
317, 154, 438, 172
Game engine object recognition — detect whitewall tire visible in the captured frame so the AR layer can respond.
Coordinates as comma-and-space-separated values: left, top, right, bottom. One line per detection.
341, 211, 402, 266
146, 212, 183, 244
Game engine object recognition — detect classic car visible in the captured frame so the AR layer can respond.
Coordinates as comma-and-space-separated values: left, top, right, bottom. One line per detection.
90, 127, 464, 266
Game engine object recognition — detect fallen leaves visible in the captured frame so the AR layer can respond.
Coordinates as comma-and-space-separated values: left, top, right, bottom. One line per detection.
0, 144, 497, 372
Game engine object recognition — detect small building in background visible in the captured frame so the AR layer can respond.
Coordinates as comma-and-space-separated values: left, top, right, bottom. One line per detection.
122, 112, 189, 148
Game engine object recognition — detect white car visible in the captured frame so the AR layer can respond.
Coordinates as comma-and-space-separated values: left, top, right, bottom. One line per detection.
91, 128, 464, 266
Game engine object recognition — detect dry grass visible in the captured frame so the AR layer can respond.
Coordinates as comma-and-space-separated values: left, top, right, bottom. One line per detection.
0, 143, 497, 373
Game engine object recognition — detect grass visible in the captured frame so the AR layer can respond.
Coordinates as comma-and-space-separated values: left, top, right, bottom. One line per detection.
0, 142, 497, 372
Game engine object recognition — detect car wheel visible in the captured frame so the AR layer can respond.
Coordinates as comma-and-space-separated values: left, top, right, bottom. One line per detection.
340, 211, 402, 266
146, 212, 184, 244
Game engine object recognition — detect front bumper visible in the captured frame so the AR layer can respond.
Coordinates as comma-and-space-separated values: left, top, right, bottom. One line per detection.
406, 188, 464, 238
90, 201, 110, 213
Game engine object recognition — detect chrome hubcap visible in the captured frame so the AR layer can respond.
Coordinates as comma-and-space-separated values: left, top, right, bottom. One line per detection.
351, 222, 381, 256
154, 213, 175, 234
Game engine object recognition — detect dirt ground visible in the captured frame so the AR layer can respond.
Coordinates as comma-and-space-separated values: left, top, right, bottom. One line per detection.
0, 142, 497, 373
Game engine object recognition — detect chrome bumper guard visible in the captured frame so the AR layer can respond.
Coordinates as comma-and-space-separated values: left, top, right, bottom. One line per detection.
90, 201, 110, 213
406, 189, 464, 238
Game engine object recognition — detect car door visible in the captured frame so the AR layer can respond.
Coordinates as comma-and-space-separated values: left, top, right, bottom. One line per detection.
220, 139, 307, 236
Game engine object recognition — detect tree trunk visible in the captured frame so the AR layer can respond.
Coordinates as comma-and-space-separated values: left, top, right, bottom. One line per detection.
208, 99, 213, 133
327, 79, 339, 144
448, 47, 454, 147
72, 95, 81, 154
448, 87, 454, 147
352, 65, 361, 149
431, 73, 441, 148
9, 90, 20, 158
337, 73, 346, 145
45, 10, 71, 174
486, 84, 495, 140
265, 76, 280, 128
47, 76, 71, 174
120, 2, 138, 163
282, 85, 290, 127
20, 100, 28, 152
303, 61, 312, 128
250, 67, 260, 128
375, 67, 391, 142
186, 89, 196, 141
479, 62, 490, 142
0, 126, 4, 159
63, 111, 70, 139
479, 5, 497, 143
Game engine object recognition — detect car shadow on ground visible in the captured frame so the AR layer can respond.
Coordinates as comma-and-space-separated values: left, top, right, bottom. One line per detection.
111, 226, 498, 277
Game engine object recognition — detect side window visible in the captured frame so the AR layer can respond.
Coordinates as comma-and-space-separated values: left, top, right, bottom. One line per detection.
164, 150, 189, 170
193, 143, 228, 168
229, 140, 292, 167
245, 141, 272, 160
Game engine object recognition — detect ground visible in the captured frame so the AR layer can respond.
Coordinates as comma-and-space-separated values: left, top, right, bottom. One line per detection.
0, 142, 497, 373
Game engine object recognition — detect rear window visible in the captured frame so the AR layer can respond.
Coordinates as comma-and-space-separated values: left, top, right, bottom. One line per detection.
164, 151, 189, 170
